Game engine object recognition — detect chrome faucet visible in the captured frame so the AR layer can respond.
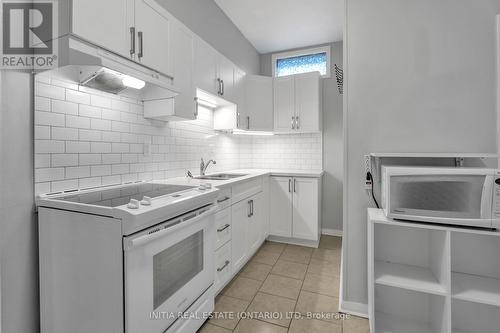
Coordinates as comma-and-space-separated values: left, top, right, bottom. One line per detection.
200, 158, 216, 176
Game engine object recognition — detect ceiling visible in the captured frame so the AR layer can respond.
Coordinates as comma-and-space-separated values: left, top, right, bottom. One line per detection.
214, 0, 343, 54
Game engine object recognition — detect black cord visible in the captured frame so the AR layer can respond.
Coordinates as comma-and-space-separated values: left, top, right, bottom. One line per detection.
367, 172, 380, 208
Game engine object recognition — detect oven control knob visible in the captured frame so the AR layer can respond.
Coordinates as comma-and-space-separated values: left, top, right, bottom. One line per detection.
127, 199, 140, 209
198, 184, 207, 190
141, 196, 152, 206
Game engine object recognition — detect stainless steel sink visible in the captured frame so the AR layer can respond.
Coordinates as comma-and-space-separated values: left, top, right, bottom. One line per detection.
195, 173, 248, 180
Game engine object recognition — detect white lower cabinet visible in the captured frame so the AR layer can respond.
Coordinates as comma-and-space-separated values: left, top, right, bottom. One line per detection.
231, 198, 251, 273
214, 241, 232, 294
269, 176, 321, 244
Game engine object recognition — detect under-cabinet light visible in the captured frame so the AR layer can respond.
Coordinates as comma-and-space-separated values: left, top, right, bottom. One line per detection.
232, 129, 274, 136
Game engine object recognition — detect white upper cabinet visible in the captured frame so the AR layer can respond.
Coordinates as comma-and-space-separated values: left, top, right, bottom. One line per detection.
233, 68, 247, 129
274, 76, 296, 132
294, 72, 322, 133
134, 0, 171, 76
169, 20, 196, 120
194, 37, 219, 95
245, 75, 273, 131
71, 0, 133, 58
274, 72, 322, 133
217, 56, 235, 101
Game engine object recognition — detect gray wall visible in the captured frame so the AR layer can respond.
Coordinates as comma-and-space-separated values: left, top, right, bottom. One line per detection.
343, 0, 500, 310
157, 0, 260, 74
260, 42, 344, 232
1, 71, 38, 333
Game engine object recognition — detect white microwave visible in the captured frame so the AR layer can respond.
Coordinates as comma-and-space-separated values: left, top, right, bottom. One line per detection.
381, 166, 500, 230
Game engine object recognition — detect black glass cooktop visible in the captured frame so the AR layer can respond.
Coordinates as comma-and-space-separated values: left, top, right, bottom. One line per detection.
54, 183, 195, 208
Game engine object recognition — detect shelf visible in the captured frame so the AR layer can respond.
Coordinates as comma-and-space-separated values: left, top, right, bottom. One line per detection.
375, 261, 447, 296
375, 312, 435, 333
452, 272, 500, 307
370, 152, 497, 159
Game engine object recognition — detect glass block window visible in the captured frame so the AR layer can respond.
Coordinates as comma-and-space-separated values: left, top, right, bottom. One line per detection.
272, 46, 330, 78
276, 52, 327, 77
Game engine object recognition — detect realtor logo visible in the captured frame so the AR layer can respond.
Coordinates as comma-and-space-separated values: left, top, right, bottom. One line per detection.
1, 0, 57, 69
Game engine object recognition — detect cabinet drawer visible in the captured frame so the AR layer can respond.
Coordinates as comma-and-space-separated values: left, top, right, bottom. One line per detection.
215, 207, 231, 250
216, 188, 232, 210
214, 241, 232, 294
232, 178, 262, 203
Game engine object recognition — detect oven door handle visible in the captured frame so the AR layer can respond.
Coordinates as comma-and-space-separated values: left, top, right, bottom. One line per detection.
124, 205, 217, 251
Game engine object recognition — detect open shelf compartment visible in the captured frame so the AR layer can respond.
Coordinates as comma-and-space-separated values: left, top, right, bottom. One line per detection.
374, 285, 449, 333
451, 232, 500, 307
373, 223, 449, 295
452, 299, 500, 333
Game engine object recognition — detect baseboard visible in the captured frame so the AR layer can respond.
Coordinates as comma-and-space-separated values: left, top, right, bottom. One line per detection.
321, 228, 343, 237
339, 300, 368, 318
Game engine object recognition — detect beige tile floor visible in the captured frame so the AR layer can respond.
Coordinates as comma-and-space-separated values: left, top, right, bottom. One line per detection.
198, 236, 370, 333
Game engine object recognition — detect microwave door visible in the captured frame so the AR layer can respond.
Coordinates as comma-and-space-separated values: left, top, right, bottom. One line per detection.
389, 174, 489, 223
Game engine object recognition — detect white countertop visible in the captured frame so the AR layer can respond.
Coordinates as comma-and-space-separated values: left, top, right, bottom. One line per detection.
157, 169, 324, 188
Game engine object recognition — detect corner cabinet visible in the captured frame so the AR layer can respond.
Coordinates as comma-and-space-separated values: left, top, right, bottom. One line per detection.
274, 72, 322, 133
269, 176, 322, 246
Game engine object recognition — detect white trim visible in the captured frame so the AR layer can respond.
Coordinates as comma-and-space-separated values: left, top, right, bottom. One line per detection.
339, 300, 369, 318
497, 14, 500, 166
321, 228, 343, 237
271, 45, 331, 78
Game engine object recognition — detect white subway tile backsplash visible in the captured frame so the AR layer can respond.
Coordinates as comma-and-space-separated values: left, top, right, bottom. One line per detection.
52, 100, 78, 115
52, 154, 78, 167
34, 79, 322, 194
66, 115, 90, 129
66, 90, 91, 105
35, 111, 65, 126
79, 104, 102, 118
52, 127, 79, 141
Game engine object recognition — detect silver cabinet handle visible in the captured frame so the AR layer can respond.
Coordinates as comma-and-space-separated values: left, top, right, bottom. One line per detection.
247, 116, 250, 130
288, 179, 292, 192
217, 224, 230, 232
247, 200, 252, 217
129, 27, 135, 56
217, 196, 230, 203
251, 200, 254, 216
294, 179, 297, 192
217, 260, 230, 272
291, 116, 296, 129
296, 116, 300, 129
194, 98, 199, 118
217, 78, 221, 95
221, 80, 224, 95
137, 31, 144, 59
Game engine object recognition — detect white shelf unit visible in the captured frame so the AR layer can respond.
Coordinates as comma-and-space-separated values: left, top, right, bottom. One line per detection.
368, 209, 500, 333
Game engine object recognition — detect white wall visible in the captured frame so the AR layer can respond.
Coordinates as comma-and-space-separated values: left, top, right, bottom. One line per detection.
156, 0, 260, 75
260, 43, 344, 232
342, 0, 500, 311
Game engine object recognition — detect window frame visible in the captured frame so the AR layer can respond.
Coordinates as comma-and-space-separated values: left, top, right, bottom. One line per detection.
272, 45, 331, 78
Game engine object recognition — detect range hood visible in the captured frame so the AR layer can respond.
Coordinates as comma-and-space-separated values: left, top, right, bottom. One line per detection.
41, 35, 178, 101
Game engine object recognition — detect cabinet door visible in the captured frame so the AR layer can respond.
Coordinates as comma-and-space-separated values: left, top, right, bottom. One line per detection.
194, 38, 218, 95
273, 76, 295, 132
170, 21, 196, 120
72, 0, 132, 58
134, 0, 171, 76
269, 177, 293, 237
218, 56, 235, 100
292, 177, 319, 241
233, 69, 247, 130
246, 75, 273, 131
248, 193, 264, 255
294, 72, 321, 133
231, 199, 251, 272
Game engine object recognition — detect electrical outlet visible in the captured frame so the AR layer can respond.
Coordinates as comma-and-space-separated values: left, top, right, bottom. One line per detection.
364, 154, 372, 174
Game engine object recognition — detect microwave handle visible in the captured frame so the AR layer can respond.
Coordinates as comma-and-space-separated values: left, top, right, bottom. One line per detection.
124, 205, 217, 251
480, 176, 494, 219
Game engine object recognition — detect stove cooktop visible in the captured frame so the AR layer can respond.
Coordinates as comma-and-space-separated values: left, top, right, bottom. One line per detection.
54, 183, 196, 208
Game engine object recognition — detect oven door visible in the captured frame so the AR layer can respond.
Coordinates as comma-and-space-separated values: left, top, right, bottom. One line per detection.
123, 205, 216, 333
388, 173, 493, 227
